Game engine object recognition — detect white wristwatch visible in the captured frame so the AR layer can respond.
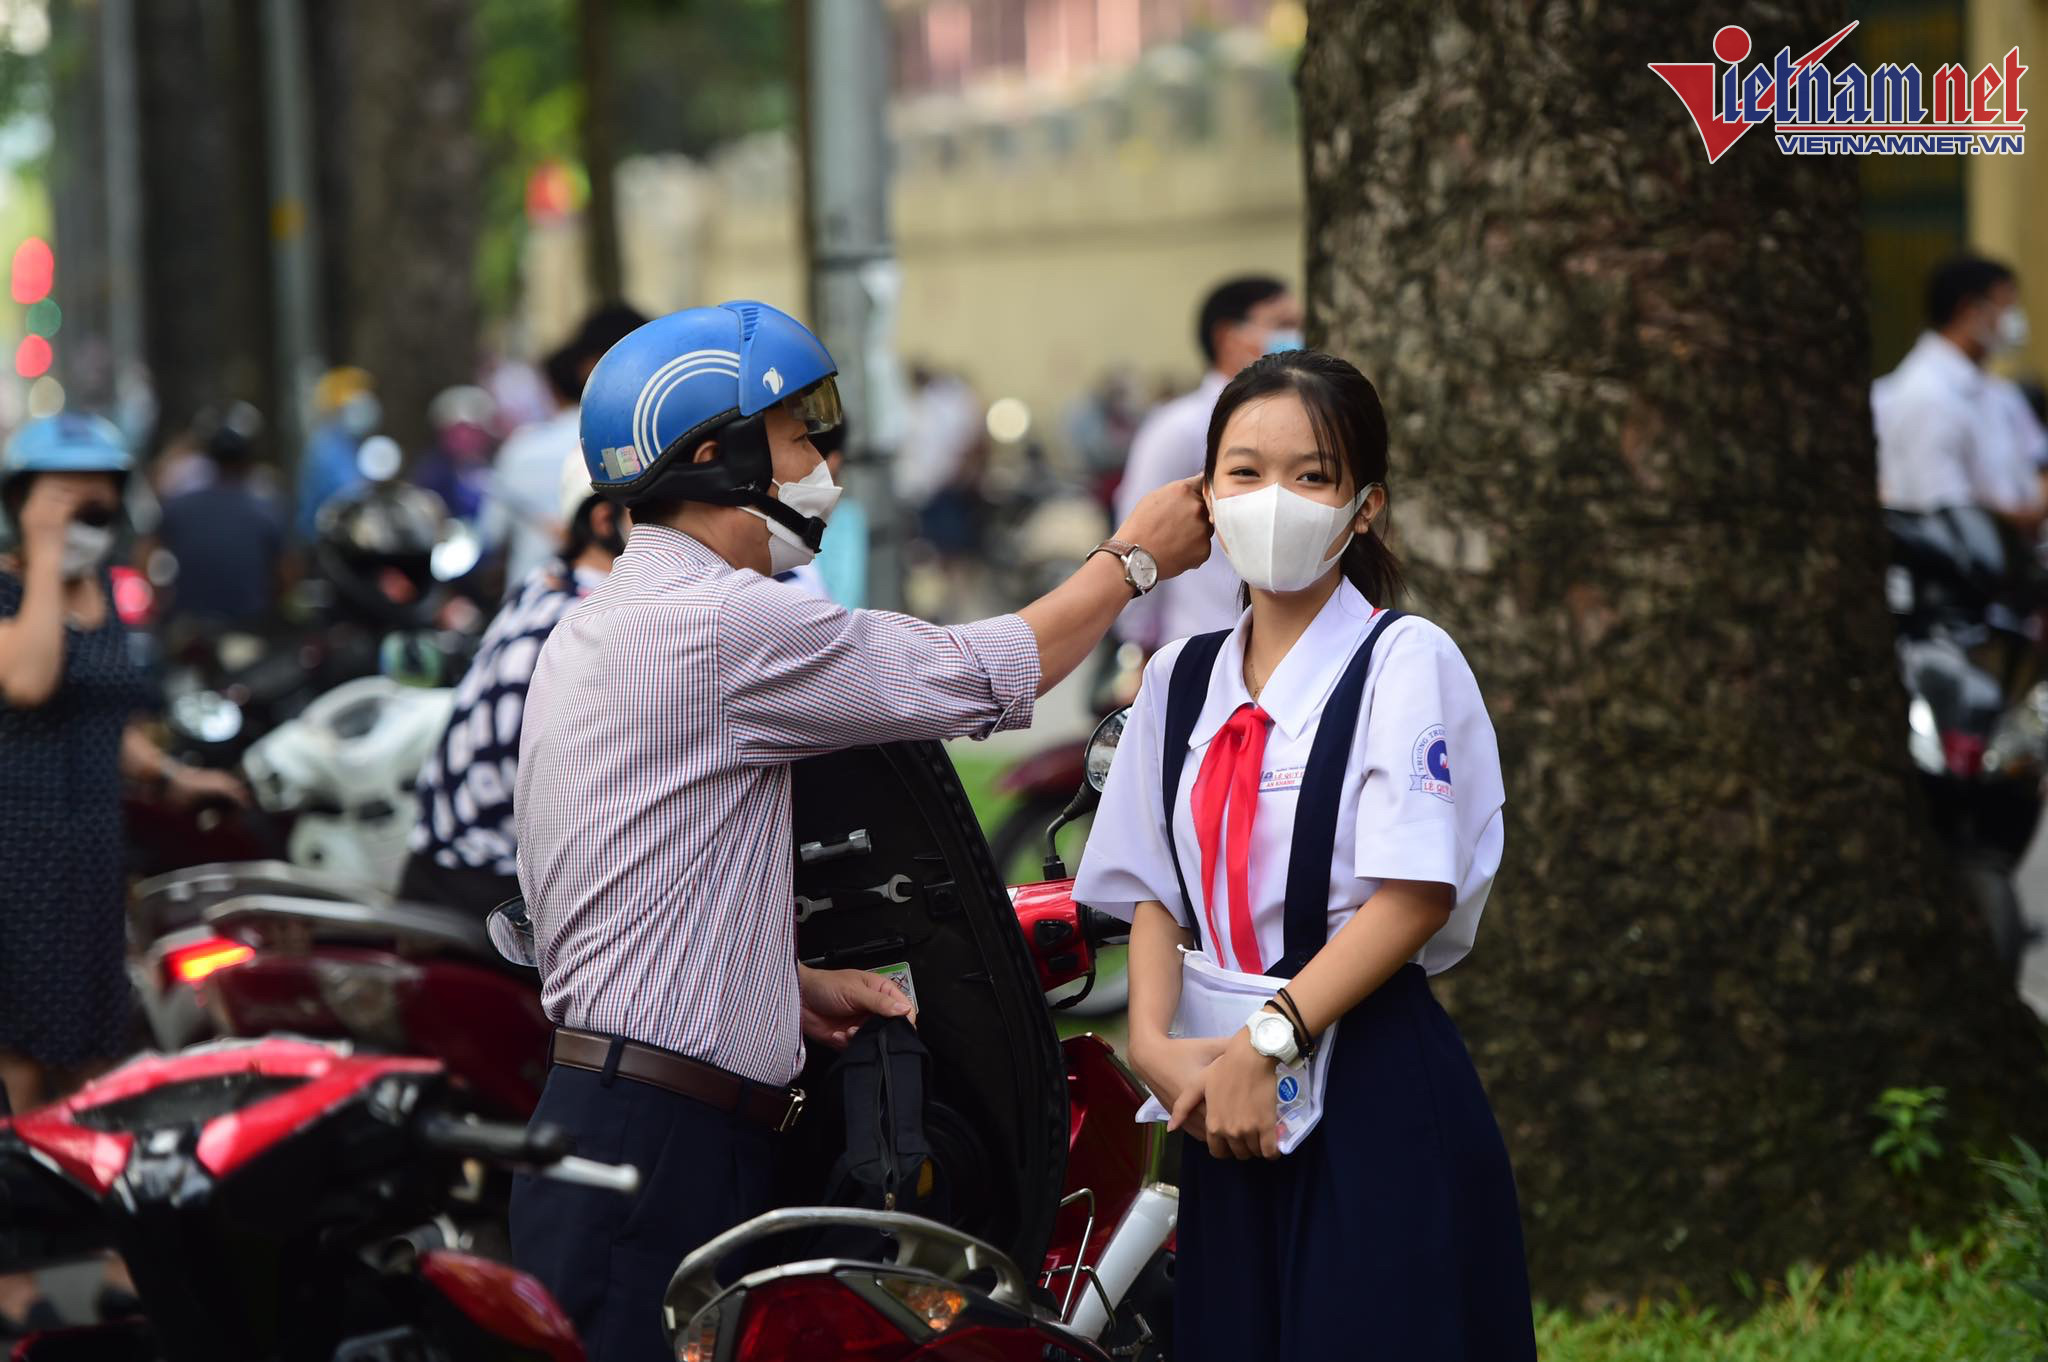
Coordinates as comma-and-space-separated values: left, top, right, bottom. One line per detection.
1245, 1006, 1300, 1065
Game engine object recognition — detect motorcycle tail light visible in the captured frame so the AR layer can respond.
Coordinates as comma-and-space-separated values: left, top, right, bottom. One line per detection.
873, 1275, 967, 1333
674, 1304, 720, 1362
163, 936, 256, 987
730, 1276, 914, 1362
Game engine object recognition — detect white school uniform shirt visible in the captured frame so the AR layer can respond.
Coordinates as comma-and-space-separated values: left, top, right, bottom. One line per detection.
1873, 332, 2037, 516
1073, 578, 1505, 977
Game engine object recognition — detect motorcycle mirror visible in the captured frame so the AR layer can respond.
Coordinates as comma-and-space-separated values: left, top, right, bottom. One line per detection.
1083, 707, 1130, 793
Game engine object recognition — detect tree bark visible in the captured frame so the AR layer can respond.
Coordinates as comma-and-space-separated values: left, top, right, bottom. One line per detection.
328, 0, 481, 459
1300, 0, 2048, 1309
579, 0, 622, 303
132, 0, 272, 440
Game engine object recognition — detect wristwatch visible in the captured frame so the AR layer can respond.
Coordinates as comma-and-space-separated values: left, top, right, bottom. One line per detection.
1087, 539, 1159, 598
1245, 1005, 1300, 1065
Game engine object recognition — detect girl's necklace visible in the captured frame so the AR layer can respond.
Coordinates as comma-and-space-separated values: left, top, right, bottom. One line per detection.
1244, 656, 1266, 702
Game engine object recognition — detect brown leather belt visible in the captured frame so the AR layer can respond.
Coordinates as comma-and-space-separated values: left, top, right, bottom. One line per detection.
549, 1027, 806, 1132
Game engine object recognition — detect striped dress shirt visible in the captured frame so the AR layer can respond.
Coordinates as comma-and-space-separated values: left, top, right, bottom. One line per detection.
513, 523, 1039, 1085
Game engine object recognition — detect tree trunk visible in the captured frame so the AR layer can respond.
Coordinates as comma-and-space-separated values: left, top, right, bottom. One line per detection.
1300, 0, 2048, 1310
329, 0, 481, 459
579, 0, 622, 303
133, 0, 272, 441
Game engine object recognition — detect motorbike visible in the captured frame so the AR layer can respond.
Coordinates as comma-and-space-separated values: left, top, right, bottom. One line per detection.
0, 1035, 638, 1362
138, 724, 1175, 1357
1887, 505, 2048, 977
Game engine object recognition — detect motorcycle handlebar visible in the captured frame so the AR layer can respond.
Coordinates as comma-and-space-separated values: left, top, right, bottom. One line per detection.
415, 1115, 642, 1195
1078, 905, 1128, 949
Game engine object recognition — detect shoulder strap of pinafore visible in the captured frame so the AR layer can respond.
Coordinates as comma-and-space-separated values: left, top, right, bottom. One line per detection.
1271, 608, 1408, 979
1160, 630, 1232, 952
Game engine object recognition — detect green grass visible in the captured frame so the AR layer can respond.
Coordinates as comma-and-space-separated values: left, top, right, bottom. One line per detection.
1535, 1222, 2043, 1360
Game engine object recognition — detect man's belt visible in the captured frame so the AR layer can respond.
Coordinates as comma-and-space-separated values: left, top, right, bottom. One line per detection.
549, 1027, 806, 1133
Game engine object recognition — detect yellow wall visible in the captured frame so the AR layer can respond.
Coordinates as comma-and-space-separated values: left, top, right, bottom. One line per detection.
1965, 0, 2048, 379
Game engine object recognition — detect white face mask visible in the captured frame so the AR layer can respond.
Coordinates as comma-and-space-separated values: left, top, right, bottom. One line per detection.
1995, 305, 2030, 354
745, 458, 844, 574
60, 523, 115, 581
1209, 481, 1371, 594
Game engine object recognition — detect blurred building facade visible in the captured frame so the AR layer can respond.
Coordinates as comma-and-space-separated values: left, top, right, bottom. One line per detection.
522, 2, 1307, 457
520, 0, 2045, 462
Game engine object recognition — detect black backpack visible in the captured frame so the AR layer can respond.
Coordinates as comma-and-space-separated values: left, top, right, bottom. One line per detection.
806, 1016, 948, 1259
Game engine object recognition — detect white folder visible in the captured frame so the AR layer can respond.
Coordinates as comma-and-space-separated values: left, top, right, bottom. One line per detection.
1133, 947, 1336, 1154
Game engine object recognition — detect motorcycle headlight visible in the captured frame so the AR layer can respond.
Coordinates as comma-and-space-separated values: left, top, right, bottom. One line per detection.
170, 689, 245, 746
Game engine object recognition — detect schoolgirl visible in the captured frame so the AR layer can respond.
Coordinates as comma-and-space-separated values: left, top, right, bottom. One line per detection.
1073, 349, 1537, 1358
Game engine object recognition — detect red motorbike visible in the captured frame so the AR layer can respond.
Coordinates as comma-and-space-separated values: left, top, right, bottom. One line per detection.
118, 729, 1173, 1357
0, 1036, 636, 1361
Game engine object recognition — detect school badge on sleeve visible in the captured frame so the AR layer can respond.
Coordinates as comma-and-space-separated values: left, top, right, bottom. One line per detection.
1410, 725, 1454, 802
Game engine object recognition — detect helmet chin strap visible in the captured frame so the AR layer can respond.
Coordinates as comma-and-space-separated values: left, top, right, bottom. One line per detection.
744, 490, 827, 553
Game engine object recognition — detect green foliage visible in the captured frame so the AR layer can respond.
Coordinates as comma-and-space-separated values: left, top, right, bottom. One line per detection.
1870, 1085, 1949, 1179
472, 0, 792, 320
1536, 1222, 2039, 1361
1983, 1140, 2048, 1356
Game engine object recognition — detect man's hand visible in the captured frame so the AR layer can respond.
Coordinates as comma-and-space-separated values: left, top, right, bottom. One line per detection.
798, 964, 915, 1049
1115, 476, 1212, 581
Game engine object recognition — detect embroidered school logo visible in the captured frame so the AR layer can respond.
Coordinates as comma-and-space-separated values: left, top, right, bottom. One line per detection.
1649, 21, 2027, 162
1410, 726, 1453, 803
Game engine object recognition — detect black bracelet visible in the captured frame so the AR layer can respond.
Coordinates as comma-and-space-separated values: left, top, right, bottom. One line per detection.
1273, 988, 1315, 1060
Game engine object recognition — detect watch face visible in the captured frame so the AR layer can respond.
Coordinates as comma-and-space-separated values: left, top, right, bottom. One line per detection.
1252, 1014, 1292, 1055
1128, 549, 1159, 592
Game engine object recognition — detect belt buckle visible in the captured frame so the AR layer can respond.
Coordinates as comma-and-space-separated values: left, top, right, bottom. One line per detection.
777, 1087, 806, 1133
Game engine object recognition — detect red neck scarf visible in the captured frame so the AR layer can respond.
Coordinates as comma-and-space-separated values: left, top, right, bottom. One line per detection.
1189, 702, 1273, 973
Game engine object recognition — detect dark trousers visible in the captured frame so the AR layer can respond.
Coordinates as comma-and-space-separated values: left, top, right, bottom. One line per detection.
509, 1061, 776, 1362
396, 852, 519, 917
1174, 965, 1538, 1361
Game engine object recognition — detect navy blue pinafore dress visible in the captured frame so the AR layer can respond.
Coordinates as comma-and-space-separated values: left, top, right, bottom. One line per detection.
1158, 616, 1537, 1360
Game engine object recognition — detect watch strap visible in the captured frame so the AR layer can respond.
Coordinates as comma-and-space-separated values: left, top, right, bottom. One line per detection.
1087, 539, 1148, 598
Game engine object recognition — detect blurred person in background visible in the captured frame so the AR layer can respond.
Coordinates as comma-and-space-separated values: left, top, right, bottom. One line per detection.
0, 414, 245, 1336
895, 361, 987, 606
1115, 276, 1304, 649
296, 366, 381, 541
413, 385, 502, 525
488, 305, 649, 589
399, 452, 625, 915
1063, 366, 1149, 505
1875, 255, 2046, 529
774, 422, 867, 608
148, 402, 292, 630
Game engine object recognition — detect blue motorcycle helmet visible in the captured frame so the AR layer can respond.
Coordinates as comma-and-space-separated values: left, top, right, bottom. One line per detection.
1, 413, 134, 540
578, 301, 842, 551
2, 411, 135, 484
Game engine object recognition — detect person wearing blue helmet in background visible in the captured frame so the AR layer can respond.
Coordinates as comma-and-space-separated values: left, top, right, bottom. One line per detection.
0, 413, 246, 1336
503, 301, 1211, 1359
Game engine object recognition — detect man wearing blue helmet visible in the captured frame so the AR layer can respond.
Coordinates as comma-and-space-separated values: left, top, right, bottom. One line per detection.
505, 301, 1210, 1357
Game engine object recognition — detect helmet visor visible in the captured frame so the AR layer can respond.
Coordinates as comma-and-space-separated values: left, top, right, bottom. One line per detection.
784, 377, 843, 436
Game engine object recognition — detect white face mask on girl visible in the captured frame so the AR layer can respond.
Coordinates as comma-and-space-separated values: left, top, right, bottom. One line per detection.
744, 459, 844, 575
60, 522, 116, 581
1209, 481, 1373, 594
